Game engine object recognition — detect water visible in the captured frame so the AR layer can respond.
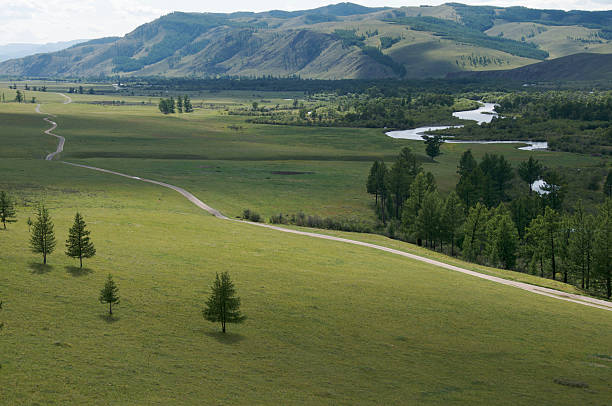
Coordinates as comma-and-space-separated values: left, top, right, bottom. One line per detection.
385, 102, 548, 151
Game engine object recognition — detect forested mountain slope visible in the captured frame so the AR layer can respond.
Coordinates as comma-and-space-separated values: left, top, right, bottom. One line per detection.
1, 3, 611, 79
447, 53, 612, 81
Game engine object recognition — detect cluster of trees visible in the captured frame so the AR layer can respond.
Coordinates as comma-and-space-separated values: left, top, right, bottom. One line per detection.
28, 206, 96, 267
2, 191, 245, 331
68, 86, 94, 94
1, 194, 96, 268
158, 95, 194, 114
10, 84, 46, 92
366, 153, 612, 297
250, 93, 461, 129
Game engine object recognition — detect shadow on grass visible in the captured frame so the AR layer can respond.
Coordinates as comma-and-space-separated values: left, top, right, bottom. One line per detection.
29, 262, 53, 274
98, 314, 120, 323
204, 331, 246, 344
65, 265, 93, 277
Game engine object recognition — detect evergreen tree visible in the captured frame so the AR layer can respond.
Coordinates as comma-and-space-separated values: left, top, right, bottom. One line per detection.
386, 147, 421, 219
177, 95, 183, 113
525, 214, 547, 277
0, 191, 17, 229
486, 206, 519, 269
456, 150, 482, 210
65, 212, 96, 268
415, 191, 443, 249
541, 170, 565, 211
518, 156, 543, 194
509, 194, 540, 239
374, 161, 389, 223
99, 274, 120, 315
183, 95, 193, 113
568, 201, 595, 289
367, 161, 381, 205
442, 192, 464, 256
203, 272, 245, 333
461, 202, 489, 261
423, 135, 443, 161
402, 172, 436, 237
604, 169, 612, 198
593, 199, 611, 298
30, 205, 56, 264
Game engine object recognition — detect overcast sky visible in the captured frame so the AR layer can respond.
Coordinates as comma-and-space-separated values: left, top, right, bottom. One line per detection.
1, 0, 611, 45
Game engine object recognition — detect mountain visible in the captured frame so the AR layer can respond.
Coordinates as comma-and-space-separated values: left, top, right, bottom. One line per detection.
447, 53, 612, 81
1, 3, 611, 79
0, 40, 87, 63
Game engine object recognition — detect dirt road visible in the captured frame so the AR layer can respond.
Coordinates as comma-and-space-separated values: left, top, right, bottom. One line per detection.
36, 98, 612, 312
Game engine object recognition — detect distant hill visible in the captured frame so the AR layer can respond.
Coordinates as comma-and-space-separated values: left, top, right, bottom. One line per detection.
0, 40, 86, 62
447, 53, 612, 81
1, 3, 611, 79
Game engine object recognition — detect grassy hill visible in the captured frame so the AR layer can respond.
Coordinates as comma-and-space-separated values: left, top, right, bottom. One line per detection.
1, 3, 612, 79
447, 53, 612, 81
0, 92, 611, 404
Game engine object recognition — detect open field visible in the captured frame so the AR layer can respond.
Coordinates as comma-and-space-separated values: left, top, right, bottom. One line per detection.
1, 157, 612, 405
0, 88, 607, 221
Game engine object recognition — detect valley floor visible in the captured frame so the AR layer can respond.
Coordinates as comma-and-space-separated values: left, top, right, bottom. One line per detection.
0, 90, 610, 404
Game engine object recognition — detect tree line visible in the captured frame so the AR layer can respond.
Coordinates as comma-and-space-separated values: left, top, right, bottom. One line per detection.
366, 150, 612, 298
158, 95, 194, 114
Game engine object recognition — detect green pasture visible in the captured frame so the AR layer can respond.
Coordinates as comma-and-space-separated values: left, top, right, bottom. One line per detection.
0, 88, 605, 221
0, 158, 611, 405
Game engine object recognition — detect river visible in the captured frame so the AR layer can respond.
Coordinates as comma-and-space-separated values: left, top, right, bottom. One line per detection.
385, 102, 548, 151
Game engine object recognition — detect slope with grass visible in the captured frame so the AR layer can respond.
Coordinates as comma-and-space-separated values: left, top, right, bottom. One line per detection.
1, 85, 612, 405
1, 158, 612, 405
2, 3, 611, 79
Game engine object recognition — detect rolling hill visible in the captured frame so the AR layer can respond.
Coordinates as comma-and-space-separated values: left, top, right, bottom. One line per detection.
0, 3, 611, 79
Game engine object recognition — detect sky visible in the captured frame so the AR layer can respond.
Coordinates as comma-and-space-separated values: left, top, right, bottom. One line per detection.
1, 0, 611, 45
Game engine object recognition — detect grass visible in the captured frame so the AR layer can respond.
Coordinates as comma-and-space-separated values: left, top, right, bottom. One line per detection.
1, 158, 612, 405
1, 90, 612, 403
1, 87, 605, 221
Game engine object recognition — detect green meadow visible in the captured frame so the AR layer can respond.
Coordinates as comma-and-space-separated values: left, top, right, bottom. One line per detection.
1, 88, 611, 404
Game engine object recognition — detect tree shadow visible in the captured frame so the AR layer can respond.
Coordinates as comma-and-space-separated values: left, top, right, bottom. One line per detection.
98, 314, 120, 323
29, 262, 53, 274
204, 330, 246, 344
65, 265, 93, 277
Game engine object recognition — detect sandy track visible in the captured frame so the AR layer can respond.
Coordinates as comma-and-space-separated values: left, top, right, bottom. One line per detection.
36, 100, 612, 312
35, 101, 65, 160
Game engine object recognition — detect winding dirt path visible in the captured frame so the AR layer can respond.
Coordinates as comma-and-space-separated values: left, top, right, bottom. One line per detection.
36, 96, 612, 312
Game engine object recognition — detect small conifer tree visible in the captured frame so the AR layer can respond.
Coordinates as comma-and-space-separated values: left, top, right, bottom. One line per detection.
65, 212, 96, 268
99, 274, 120, 315
30, 205, 56, 264
203, 272, 245, 333
0, 191, 17, 229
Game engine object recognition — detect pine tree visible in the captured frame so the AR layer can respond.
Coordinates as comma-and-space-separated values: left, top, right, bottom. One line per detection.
30, 205, 56, 264
593, 199, 611, 298
177, 96, 183, 113
367, 161, 381, 206
203, 272, 245, 333
415, 191, 443, 249
0, 191, 17, 229
442, 192, 464, 256
485, 207, 519, 269
65, 212, 96, 268
518, 156, 543, 194
461, 202, 489, 261
183, 95, 193, 113
99, 274, 120, 315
